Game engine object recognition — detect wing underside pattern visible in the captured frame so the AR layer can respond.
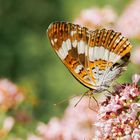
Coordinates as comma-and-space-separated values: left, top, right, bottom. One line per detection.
47, 22, 132, 90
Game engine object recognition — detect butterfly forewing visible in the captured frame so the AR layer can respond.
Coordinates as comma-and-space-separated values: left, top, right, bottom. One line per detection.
48, 22, 96, 89
47, 22, 132, 91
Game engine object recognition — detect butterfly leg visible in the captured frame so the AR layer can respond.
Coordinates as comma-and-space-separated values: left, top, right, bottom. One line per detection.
102, 89, 113, 104
86, 90, 99, 112
88, 95, 98, 112
92, 95, 99, 108
74, 92, 86, 107
74, 90, 99, 112
104, 89, 112, 95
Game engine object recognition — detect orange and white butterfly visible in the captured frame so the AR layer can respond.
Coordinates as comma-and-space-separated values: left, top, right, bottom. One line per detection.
47, 21, 132, 95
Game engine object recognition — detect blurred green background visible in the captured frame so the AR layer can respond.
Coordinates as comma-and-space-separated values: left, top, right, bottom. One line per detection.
1, 0, 138, 138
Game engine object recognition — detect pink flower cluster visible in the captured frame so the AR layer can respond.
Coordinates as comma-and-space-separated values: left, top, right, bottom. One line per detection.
74, 6, 117, 30
115, 0, 140, 38
28, 97, 97, 140
94, 74, 140, 139
0, 116, 15, 138
75, 0, 140, 39
0, 79, 24, 111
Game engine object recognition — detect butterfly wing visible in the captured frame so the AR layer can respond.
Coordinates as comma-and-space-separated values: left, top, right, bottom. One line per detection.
47, 22, 132, 91
87, 29, 132, 89
47, 22, 96, 89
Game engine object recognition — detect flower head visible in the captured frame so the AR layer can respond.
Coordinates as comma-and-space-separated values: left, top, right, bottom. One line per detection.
28, 97, 97, 140
115, 0, 140, 38
0, 79, 24, 111
74, 6, 117, 30
94, 74, 140, 139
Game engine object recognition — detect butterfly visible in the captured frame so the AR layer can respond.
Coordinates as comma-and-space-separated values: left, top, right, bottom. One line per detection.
47, 21, 132, 95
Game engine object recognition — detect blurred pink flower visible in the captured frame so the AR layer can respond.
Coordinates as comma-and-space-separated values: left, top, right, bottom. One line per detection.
0, 79, 24, 111
0, 116, 15, 138
115, 0, 140, 38
74, 6, 117, 30
94, 74, 140, 139
3, 116, 15, 132
75, 0, 140, 39
28, 97, 98, 140
131, 46, 140, 64
28, 134, 43, 140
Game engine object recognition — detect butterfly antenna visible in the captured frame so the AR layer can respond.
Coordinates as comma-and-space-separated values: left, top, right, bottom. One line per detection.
74, 92, 86, 107
53, 95, 78, 106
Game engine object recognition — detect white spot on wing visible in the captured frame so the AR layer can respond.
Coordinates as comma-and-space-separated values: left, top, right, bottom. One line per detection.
98, 47, 105, 60
89, 46, 99, 61
89, 47, 94, 61
74, 65, 83, 73
51, 39, 54, 45
83, 75, 89, 80
115, 55, 121, 62
57, 41, 68, 60
66, 39, 72, 51
72, 40, 77, 48
89, 46, 110, 61
88, 46, 121, 62
57, 39, 73, 60
109, 52, 120, 62
103, 49, 109, 61
57, 47, 67, 60
54, 38, 57, 43
78, 40, 85, 54
93, 46, 98, 60
85, 44, 88, 56
62, 41, 68, 56
71, 31, 77, 36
